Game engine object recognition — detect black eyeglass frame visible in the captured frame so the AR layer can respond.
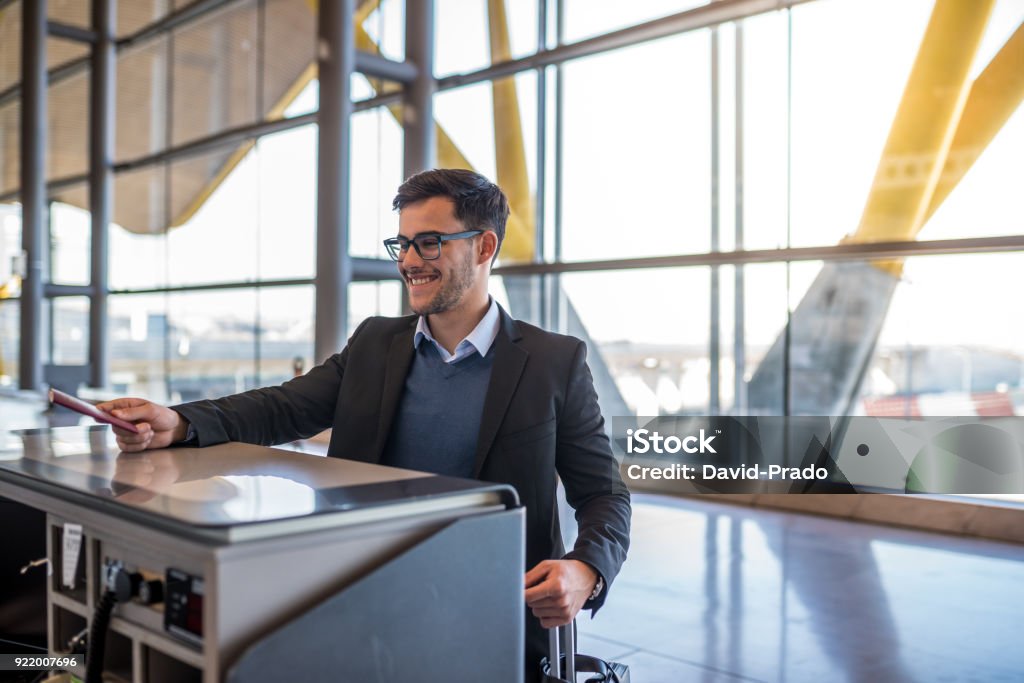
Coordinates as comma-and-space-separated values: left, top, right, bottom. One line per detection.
382, 230, 484, 261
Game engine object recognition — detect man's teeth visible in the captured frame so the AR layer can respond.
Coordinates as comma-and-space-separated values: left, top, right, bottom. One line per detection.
410, 275, 436, 285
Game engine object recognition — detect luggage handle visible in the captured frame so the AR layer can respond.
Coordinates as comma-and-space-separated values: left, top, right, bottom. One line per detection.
548, 621, 575, 681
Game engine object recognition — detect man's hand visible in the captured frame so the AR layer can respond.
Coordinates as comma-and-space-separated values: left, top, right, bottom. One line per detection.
524, 559, 598, 628
94, 398, 189, 452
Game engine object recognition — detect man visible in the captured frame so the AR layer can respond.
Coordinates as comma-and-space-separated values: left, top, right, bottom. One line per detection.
98, 168, 631, 677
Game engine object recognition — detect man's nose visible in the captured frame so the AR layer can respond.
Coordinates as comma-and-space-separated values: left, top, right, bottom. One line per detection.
402, 244, 425, 268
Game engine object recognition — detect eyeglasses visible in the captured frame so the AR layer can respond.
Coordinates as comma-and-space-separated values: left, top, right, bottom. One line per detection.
383, 230, 483, 261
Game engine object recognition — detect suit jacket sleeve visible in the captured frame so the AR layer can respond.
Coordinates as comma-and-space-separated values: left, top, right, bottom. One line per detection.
170, 319, 368, 447
557, 340, 631, 612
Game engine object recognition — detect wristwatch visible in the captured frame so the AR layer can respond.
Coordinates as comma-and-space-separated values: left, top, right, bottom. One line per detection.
589, 574, 604, 601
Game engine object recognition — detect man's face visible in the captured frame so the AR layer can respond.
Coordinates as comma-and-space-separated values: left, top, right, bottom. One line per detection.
397, 197, 480, 316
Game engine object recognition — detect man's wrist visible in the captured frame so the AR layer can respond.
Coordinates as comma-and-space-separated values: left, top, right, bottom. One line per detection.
171, 412, 191, 444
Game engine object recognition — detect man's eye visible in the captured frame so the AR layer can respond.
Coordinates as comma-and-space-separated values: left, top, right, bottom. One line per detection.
419, 237, 441, 248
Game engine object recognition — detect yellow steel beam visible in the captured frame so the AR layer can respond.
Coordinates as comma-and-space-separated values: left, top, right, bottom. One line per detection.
486, 0, 534, 264
924, 21, 1024, 221
852, 0, 994, 276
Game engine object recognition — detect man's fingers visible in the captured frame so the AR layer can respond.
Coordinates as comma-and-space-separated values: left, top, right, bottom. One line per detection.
110, 405, 155, 422
524, 560, 553, 587
539, 616, 572, 629
524, 578, 563, 606
113, 423, 152, 442
527, 595, 571, 609
96, 397, 148, 412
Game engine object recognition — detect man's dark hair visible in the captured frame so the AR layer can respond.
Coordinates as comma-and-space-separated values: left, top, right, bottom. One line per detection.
392, 168, 510, 260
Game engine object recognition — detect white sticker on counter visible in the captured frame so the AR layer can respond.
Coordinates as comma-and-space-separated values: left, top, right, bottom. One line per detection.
62, 523, 83, 589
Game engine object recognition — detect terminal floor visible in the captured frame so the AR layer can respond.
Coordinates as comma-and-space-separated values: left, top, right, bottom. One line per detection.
3, 398, 1023, 682
571, 494, 1024, 683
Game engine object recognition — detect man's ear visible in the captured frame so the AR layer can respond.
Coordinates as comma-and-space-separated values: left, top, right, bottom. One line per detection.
477, 230, 498, 265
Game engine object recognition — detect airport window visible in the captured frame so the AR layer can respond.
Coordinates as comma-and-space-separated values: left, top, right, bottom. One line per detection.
559, 32, 712, 261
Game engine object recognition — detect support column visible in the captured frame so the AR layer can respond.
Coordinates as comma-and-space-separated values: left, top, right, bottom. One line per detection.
314, 0, 356, 361
90, 0, 116, 388
19, 0, 46, 390
403, 0, 435, 176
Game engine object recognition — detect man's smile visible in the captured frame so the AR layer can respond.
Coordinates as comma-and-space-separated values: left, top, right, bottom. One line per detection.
403, 269, 442, 294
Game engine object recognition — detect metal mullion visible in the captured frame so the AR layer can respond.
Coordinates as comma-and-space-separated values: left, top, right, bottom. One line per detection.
314, 0, 356, 362
550, 0, 566, 335
733, 21, 746, 414
357, 51, 418, 84
89, 0, 116, 388
710, 23, 721, 415
47, 21, 98, 44
535, 0, 549, 328
493, 235, 1024, 276
403, 0, 435, 175
19, 0, 47, 389
437, 0, 816, 92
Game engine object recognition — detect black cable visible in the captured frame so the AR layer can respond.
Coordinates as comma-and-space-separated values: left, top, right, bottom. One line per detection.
85, 589, 118, 683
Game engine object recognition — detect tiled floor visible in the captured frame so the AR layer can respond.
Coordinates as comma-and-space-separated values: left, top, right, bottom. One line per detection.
4, 395, 1024, 682
570, 494, 1024, 683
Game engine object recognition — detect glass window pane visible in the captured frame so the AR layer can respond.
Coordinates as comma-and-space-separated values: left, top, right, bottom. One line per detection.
257, 125, 316, 279
0, 3, 21, 94
116, 35, 169, 163
1, 202, 21, 286
435, 0, 538, 78
110, 293, 168, 401
433, 72, 538, 265
739, 13, 789, 251
349, 107, 404, 259
118, 0, 172, 38
560, 33, 710, 260
360, 0, 405, 62
167, 146, 259, 286
110, 165, 168, 290
348, 281, 402, 333
49, 0, 91, 28
860, 253, 1024, 414
47, 42, 89, 182
258, 285, 314, 384
171, 1, 259, 148
49, 201, 90, 286
167, 289, 257, 402
47, 296, 89, 366
264, 0, 318, 119
0, 301, 17, 386
560, 268, 712, 417
0, 101, 19, 195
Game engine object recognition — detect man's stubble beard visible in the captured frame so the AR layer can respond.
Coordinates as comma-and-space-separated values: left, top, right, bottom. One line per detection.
410, 247, 477, 316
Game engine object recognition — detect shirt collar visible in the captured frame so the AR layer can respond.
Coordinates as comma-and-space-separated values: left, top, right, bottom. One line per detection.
414, 297, 501, 363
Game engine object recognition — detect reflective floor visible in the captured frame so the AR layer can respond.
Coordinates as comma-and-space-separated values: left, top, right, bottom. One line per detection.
573, 494, 1024, 683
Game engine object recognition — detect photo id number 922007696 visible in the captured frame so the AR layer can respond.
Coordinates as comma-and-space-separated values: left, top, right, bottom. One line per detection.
1, 655, 82, 670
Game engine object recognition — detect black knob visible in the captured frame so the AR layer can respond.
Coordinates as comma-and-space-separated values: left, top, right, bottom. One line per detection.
138, 579, 164, 605
110, 568, 142, 602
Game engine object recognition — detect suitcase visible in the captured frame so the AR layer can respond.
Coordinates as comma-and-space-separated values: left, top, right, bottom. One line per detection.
540, 621, 630, 683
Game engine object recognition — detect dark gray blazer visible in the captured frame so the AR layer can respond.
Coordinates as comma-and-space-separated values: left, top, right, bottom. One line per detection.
174, 306, 631, 659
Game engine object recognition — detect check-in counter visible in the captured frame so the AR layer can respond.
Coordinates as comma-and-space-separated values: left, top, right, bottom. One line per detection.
0, 426, 524, 683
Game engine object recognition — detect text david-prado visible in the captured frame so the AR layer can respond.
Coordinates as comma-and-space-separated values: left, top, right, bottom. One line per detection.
622, 427, 827, 481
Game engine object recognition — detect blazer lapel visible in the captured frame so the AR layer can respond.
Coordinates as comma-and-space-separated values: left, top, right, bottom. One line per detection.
373, 319, 417, 462
472, 309, 528, 477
